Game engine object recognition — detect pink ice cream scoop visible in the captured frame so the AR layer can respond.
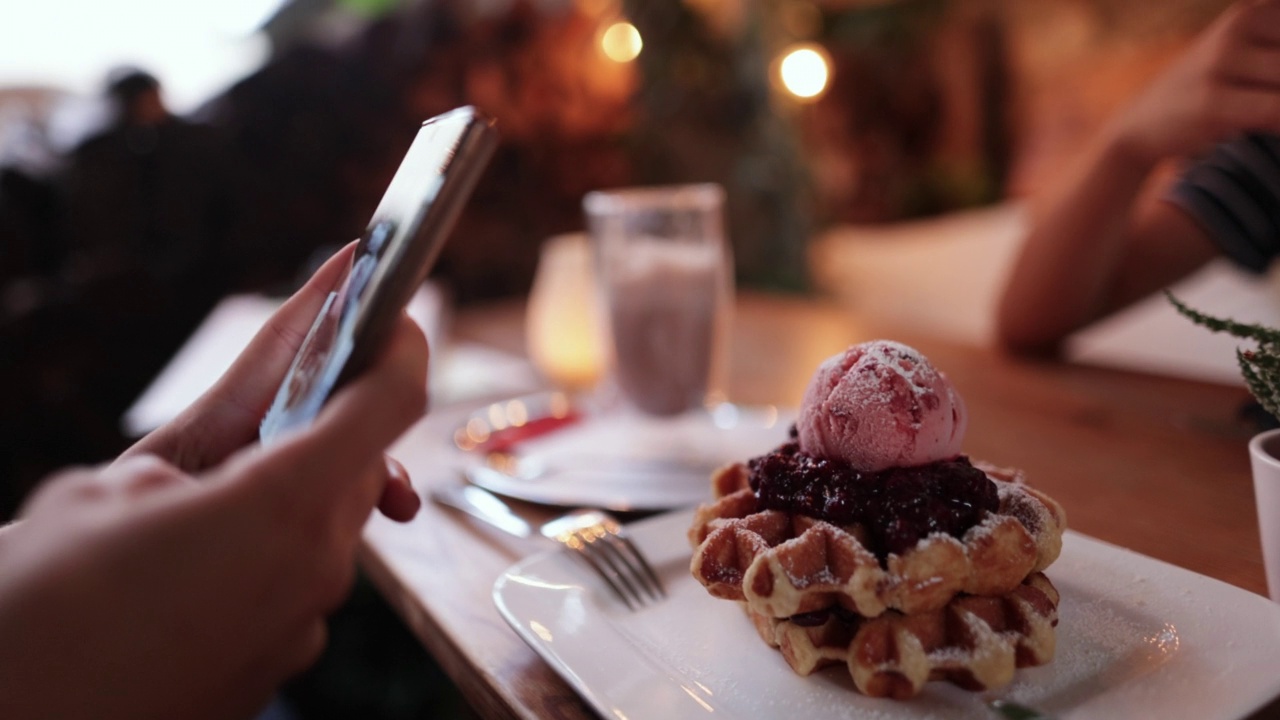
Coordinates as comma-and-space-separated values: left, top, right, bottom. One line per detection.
796, 340, 967, 471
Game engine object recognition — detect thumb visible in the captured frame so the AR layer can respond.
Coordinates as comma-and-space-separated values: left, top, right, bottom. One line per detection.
213, 314, 428, 518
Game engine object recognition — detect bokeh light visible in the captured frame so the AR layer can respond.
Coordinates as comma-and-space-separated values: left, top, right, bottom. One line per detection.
778, 44, 830, 101
601, 21, 642, 63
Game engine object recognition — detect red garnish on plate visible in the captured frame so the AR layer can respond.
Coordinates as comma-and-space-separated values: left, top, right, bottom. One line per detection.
475, 412, 582, 455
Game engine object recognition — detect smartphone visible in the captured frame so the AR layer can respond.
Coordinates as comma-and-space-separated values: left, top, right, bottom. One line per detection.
260, 106, 497, 442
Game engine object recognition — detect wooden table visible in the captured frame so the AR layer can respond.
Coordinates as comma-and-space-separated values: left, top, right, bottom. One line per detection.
359, 292, 1274, 720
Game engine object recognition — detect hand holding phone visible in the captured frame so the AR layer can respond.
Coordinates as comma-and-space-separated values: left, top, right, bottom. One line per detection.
260, 107, 497, 442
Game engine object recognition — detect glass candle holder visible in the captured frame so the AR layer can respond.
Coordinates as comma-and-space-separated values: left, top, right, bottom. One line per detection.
525, 233, 606, 391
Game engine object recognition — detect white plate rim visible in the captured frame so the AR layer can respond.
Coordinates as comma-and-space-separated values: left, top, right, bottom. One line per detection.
493, 509, 1280, 720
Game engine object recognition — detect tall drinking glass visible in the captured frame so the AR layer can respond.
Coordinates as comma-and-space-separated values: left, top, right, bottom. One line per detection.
584, 183, 733, 417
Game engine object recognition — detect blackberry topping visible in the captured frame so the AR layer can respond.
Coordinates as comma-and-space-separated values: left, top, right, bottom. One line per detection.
747, 440, 999, 561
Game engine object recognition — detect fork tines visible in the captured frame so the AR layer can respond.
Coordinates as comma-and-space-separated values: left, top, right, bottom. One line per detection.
563, 515, 666, 610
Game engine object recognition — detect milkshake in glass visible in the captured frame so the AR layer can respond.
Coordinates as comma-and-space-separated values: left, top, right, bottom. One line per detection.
585, 184, 732, 417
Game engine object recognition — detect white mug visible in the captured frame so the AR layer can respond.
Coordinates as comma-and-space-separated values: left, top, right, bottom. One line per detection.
1248, 428, 1280, 602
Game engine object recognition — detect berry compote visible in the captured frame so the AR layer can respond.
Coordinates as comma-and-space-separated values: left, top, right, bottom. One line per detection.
747, 428, 998, 562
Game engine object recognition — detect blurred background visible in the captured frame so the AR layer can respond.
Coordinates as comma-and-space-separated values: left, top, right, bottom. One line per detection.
0, 0, 1236, 715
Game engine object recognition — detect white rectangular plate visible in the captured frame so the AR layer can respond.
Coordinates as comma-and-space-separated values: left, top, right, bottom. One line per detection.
493, 510, 1280, 720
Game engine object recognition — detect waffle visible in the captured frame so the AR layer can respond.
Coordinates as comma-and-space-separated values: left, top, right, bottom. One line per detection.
689, 461, 1066, 619
747, 572, 1060, 699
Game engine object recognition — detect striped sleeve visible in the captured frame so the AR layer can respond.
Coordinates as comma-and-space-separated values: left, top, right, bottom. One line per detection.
1167, 134, 1280, 273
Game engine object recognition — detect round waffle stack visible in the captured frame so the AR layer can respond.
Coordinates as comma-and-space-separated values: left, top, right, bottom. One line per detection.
688, 461, 1066, 698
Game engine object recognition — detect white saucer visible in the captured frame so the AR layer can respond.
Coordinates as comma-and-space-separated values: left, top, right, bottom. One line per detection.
453, 393, 794, 511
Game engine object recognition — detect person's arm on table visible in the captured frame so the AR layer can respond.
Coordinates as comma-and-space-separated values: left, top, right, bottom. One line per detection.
997, 0, 1280, 354
0, 243, 426, 720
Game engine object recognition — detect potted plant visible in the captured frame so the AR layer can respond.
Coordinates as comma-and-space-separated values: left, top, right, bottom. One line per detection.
1169, 292, 1280, 602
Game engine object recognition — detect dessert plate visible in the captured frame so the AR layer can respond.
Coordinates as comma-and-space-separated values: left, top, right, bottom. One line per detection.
493, 509, 1280, 720
453, 393, 794, 511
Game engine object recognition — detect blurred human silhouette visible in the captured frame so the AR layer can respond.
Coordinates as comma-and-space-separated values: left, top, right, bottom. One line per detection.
0, 68, 250, 515
997, 0, 1280, 355
64, 68, 243, 298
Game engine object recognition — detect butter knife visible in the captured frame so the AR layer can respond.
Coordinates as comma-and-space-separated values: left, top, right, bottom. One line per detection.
430, 483, 533, 539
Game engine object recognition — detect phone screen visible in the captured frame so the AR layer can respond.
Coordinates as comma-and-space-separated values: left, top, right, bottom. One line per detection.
260, 107, 496, 442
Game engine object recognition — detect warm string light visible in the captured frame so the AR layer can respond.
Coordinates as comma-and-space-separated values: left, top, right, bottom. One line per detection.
777, 44, 830, 101
601, 21, 643, 63
591, 5, 830, 102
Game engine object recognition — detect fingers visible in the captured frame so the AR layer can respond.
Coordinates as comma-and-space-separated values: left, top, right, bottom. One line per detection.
99, 455, 195, 496
1199, 0, 1280, 86
19, 455, 193, 519
195, 311, 427, 644
125, 243, 359, 472
377, 456, 421, 523
297, 313, 429, 489
1239, 2, 1280, 45
205, 242, 360, 426
1210, 85, 1280, 135
1215, 44, 1280, 90
227, 313, 428, 521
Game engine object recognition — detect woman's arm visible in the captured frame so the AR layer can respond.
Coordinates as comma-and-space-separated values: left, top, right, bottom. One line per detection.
997, 0, 1280, 354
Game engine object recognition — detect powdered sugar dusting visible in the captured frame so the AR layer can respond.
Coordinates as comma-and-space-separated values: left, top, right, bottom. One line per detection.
961, 512, 1002, 544
854, 341, 939, 410
1002, 594, 1150, 708
621, 563, 1171, 719
824, 342, 941, 425
994, 478, 1062, 539
906, 530, 965, 557
796, 341, 968, 471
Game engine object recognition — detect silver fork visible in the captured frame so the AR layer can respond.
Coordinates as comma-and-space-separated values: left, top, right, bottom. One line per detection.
431, 483, 667, 610
539, 508, 666, 610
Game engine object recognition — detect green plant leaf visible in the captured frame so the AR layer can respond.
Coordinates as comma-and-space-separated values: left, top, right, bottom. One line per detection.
1166, 291, 1280, 347
1239, 349, 1280, 419
1167, 291, 1280, 418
